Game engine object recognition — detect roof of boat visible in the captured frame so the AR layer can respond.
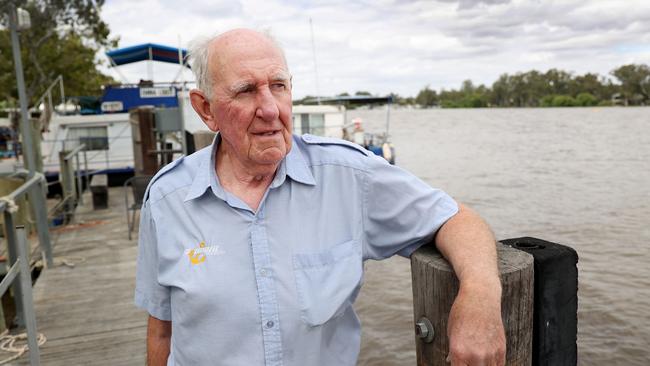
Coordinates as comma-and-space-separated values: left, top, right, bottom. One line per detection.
106, 43, 189, 67
292, 104, 344, 114
301, 95, 393, 104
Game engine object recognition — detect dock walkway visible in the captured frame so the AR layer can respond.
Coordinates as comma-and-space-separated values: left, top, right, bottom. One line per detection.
14, 186, 146, 365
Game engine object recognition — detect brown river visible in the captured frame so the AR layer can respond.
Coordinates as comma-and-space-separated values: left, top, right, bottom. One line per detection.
353, 107, 650, 365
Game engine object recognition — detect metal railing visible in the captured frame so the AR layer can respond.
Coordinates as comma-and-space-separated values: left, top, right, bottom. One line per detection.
52, 144, 88, 222
0, 171, 53, 365
2, 171, 53, 268
0, 226, 40, 365
35, 75, 65, 117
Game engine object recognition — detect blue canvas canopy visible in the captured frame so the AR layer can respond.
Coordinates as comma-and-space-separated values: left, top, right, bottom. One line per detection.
106, 43, 189, 67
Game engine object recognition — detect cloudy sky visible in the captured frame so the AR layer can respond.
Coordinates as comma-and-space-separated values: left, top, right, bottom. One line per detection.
101, 0, 650, 99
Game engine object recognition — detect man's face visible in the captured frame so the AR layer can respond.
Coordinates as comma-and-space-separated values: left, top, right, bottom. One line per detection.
206, 34, 293, 169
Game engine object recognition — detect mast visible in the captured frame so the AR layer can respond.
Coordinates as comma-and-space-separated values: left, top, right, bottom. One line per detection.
309, 18, 321, 104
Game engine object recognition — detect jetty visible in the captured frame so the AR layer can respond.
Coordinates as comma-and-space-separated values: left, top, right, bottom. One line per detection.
14, 187, 146, 365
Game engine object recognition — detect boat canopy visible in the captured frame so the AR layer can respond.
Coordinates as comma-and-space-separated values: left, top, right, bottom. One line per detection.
303, 95, 393, 105
106, 43, 189, 67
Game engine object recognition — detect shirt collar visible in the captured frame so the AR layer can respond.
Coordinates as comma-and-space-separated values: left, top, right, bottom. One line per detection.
184, 134, 315, 202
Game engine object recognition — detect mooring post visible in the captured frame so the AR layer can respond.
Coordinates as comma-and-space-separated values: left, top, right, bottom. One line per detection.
501, 237, 578, 366
411, 243, 534, 365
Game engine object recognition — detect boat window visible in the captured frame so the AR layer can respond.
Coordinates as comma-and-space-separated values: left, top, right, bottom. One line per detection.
66, 126, 109, 151
297, 113, 325, 136
310, 114, 325, 136
300, 114, 310, 134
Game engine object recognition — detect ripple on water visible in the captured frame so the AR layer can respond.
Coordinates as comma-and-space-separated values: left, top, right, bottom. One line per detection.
354, 107, 650, 365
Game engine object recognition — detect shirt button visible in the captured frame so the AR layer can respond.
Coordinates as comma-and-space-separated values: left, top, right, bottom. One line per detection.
266, 320, 274, 328
260, 268, 269, 277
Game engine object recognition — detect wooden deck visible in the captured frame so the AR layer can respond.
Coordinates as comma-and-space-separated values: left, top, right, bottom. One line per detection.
13, 186, 147, 365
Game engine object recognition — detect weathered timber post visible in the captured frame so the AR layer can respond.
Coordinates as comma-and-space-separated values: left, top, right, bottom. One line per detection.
411, 243, 534, 366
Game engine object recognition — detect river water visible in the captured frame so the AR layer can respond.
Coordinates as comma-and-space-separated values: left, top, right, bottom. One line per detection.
352, 107, 650, 365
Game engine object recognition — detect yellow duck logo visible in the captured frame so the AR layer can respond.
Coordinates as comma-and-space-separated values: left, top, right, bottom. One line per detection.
187, 242, 207, 265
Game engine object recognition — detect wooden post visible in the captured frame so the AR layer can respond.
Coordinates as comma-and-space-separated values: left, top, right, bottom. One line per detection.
130, 107, 159, 176
411, 243, 534, 365
193, 130, 216, 150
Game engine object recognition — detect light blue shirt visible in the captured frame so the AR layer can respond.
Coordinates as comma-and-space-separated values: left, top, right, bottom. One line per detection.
135, 134, 458, 366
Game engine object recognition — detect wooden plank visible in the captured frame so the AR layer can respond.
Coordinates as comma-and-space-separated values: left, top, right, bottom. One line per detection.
12, 186, 148, 365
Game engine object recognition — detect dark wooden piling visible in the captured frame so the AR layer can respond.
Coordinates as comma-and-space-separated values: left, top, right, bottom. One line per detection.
501, 237, 578, 366
411, 243, 534, 365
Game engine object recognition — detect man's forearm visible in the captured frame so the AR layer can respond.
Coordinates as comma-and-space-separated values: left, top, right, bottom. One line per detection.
435, 202, 500, 289
434, 202, 506, 365
147, 315, 171, 366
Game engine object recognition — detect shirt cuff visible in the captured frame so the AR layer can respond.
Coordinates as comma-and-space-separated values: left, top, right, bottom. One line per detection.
397, 202, 460, 258
134, 289, 172, 321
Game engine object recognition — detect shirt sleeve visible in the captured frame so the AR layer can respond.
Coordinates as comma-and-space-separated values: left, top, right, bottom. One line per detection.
362, 154, 459, 260
134, 201, 172, 320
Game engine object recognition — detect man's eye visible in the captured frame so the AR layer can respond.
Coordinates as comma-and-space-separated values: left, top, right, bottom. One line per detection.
272, 83, 286, 90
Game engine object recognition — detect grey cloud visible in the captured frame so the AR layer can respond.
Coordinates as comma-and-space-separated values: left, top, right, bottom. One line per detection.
158, 0, 243, 18
436, 0, 511, 10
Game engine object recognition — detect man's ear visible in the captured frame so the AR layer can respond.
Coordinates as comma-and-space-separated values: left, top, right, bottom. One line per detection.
189, 89, 219, 132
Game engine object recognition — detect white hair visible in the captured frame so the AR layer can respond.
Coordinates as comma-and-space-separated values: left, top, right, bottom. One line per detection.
188, 34, 216, 98
187, 29, 288, 99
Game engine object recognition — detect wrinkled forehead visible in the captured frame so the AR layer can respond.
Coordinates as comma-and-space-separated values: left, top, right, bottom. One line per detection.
208, 32, 288, 83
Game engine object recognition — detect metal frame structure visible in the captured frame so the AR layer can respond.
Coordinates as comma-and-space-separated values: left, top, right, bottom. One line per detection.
48, 144, 89, 223
0, 172, 52, 366
124, 175, 153, 240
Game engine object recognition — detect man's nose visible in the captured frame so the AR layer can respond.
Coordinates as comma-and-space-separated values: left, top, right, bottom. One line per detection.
255, 87, 280, 122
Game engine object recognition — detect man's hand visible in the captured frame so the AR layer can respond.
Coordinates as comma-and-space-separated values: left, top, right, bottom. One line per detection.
446, 282, 506, 366
434, 203, 506, 366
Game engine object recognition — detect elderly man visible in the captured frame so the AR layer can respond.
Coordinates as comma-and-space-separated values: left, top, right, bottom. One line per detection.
135, 28, 505, 366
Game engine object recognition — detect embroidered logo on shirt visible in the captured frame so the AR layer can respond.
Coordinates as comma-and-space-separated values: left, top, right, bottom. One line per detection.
185, 242, 223, 265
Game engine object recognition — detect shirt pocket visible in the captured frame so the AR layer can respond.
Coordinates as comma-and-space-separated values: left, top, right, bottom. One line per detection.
292, 239, 362, 327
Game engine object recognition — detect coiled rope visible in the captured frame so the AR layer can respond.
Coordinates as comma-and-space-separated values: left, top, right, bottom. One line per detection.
0, 197, 18, 214
0, 330, 46, 364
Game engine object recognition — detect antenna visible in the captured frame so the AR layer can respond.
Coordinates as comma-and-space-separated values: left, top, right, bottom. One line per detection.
309, 18, 321, 104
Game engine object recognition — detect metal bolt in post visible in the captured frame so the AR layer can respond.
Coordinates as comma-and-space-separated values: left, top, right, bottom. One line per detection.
415, 317, 435, 343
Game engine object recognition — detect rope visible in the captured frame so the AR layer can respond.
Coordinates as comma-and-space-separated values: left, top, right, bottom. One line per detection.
0, 330, 47, 365
0, 197, 19, 214
34, 256, 86, 269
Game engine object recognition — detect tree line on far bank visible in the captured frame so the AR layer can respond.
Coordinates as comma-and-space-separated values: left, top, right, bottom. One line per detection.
305, 64, 649, 108
410, 64, 650, 108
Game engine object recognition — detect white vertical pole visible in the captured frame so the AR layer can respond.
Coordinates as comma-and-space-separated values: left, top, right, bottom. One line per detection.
309, 18, 321, 104
148, 46, 153, 81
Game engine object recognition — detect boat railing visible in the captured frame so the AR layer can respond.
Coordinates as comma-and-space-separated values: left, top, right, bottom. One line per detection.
48, 144, 89, 222
36, 75, 65, 116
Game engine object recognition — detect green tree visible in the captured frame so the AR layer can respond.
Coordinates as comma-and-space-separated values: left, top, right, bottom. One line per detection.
611, 64, 650, 105
551, 95, 577, 107
491, 74, 513, 107
545, 69, 573, 96
0, 0, 117, 106
576, 92, 598, 106
415, 85, 438, 107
